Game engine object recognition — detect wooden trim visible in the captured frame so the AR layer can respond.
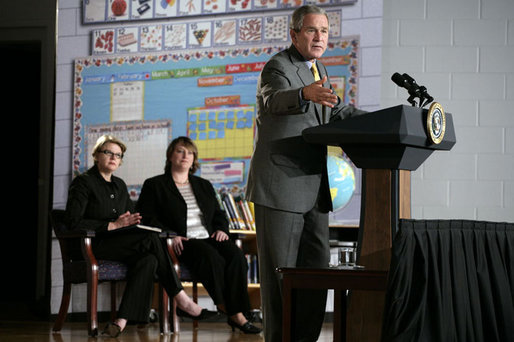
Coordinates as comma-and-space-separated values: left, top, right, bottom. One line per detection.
398, 170, 411, 219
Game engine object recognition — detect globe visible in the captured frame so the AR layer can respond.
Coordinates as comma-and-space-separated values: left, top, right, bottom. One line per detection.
327, 152, 356, 211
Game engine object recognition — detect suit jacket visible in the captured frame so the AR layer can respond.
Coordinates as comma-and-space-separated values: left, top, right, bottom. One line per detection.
136, 172, 229, 237
246, 44, 364, 214
65, 165, 134, 232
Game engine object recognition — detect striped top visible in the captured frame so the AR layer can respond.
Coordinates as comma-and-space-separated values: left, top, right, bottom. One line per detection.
176, 183, 210, 239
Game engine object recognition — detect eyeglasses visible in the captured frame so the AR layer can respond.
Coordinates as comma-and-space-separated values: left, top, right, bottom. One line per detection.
99, 150, 123, 159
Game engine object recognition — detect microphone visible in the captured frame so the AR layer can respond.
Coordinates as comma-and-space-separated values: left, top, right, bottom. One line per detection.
392, 73, 420, 95
391, 72, 433, 107
404, 73, 434, 105
391, 72, 409, 89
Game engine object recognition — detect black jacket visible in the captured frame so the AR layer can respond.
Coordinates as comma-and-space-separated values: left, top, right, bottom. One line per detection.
136, 172, 229, 237
65, 165, 134, 232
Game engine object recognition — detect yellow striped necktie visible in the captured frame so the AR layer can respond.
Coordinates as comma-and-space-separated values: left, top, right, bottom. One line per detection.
311, 62, 320, 81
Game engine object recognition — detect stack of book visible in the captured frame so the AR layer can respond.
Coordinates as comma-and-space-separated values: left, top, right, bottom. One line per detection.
246, 254, 259, 283
216, 191, 256, 231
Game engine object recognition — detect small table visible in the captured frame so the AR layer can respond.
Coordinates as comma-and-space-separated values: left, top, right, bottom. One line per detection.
277, 267, 388, 342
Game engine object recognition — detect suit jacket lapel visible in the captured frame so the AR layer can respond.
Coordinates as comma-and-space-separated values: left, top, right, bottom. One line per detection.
287, 45, 323, 125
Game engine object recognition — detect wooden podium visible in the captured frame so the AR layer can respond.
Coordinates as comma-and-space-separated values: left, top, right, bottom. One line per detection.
303, 104, 456, 341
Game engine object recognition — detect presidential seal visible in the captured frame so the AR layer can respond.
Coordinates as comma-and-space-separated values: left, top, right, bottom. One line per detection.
427, 102, 446, 144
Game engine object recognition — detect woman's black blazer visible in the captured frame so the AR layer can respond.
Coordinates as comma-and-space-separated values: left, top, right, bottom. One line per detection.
136, 172, 229, 237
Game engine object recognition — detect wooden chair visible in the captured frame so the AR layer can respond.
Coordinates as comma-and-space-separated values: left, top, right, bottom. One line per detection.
51, 209, 172, 336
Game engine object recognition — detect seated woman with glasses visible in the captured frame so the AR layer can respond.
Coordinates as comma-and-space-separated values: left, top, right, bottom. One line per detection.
137, 136, 262, 334
65, 135, 216, 338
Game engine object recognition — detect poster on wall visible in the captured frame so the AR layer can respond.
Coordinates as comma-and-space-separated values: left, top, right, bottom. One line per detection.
73, 36, 360, 225
91, 10, 342, 55
83, 0, 357, 24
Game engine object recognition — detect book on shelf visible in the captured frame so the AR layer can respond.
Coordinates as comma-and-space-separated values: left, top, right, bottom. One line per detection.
246, 200, 255, 218
216, 190, 256, 231
242, 200, 256, 230
246, 254, 259, 284
221, 199, 236, 230
222, 194, 242, 229
238, 200, 252, 231
226, 193, 248, 230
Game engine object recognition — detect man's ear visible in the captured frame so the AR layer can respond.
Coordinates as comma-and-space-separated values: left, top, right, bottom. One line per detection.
290, 29, 296, 43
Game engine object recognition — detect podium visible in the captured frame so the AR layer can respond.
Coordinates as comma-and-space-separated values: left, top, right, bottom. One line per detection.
302, 104, 456, 341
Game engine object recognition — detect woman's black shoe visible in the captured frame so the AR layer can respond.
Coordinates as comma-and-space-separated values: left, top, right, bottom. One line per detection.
102, 322, 122, 338
176, 308, 218, 320
227, 319, 262, 334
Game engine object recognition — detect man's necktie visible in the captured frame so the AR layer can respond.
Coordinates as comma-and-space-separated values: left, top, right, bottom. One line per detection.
311, 62, 320, 81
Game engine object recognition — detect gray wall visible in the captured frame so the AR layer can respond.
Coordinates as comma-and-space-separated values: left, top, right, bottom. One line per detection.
381, 0, 514, 221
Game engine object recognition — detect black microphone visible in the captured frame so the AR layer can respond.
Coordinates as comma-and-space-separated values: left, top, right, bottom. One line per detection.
402, 73, 418, 90
391, 72, 434, 107
392, 72, 420, 106
403, 73, 434, 105
391, 72, 408, 88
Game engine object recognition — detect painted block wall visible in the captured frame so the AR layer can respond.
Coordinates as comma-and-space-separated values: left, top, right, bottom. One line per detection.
52, 0, 383, 315
381, 0, 514, 221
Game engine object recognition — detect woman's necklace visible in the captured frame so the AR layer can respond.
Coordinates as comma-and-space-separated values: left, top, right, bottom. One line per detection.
173, 177, 189, 185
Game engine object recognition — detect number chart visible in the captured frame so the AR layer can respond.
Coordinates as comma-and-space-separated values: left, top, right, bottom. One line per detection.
187, 104, 255, 159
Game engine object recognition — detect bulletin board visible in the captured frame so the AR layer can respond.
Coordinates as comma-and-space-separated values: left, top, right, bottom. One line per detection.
72, 37, 360, 222
83, 0, 356, 24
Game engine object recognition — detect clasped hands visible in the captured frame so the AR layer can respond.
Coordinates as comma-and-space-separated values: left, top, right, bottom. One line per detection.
108, 211, 142, 230
302, 76, 338, 108
172, 230, 229, 256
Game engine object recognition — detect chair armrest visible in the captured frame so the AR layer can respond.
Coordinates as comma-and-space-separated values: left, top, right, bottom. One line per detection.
81, 236, 98, 268
160, 232, 181, 274
55, 229, 96, 239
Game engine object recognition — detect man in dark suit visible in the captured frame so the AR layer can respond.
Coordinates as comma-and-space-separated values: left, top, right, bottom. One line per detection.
246, 5, 364, 342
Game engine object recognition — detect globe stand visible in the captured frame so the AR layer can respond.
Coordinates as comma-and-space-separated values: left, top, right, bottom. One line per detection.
303, 104, 456, 341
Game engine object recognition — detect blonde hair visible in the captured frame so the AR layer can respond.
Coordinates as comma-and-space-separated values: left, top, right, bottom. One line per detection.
91, 135, 126, 164
164, 136, 200, 174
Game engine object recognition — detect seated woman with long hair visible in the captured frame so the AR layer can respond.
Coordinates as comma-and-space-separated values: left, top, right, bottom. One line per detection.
137, 136, 262, 334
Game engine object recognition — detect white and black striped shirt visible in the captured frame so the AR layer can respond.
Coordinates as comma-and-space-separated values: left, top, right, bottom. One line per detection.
177, 184, 210, 239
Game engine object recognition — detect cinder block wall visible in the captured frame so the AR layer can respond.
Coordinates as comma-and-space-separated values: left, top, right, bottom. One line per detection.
381, 0, 514, 221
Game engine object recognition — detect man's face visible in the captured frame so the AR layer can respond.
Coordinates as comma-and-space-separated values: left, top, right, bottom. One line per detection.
290, 13, 329, 62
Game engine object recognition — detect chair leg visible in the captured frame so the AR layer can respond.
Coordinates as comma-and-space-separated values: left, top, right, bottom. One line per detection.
171, 295, 180, 333
110, 281, 117, 322
192, 281, 199, 329
87, 276, 99, 336
159, 286, 171, 334
53, 281, 72, 332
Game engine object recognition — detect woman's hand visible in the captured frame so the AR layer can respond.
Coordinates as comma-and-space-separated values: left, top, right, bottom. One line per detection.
211, 230, 229, 242
172, 236, 189, 256
108, 211, 142, 231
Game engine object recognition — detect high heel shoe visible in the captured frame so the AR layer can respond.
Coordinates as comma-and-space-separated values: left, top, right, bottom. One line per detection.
102, 322, 122, 338
227, 318, 262, 334
176, 308, 218, 320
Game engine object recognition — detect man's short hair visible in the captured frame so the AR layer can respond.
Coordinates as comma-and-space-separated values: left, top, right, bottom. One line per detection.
289, 5, 329, 32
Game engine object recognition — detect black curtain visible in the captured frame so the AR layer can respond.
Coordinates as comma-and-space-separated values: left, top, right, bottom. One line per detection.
382, 219, 514, 342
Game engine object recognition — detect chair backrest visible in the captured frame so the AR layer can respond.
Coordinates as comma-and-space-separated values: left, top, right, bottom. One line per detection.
50, 209, 83, 262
